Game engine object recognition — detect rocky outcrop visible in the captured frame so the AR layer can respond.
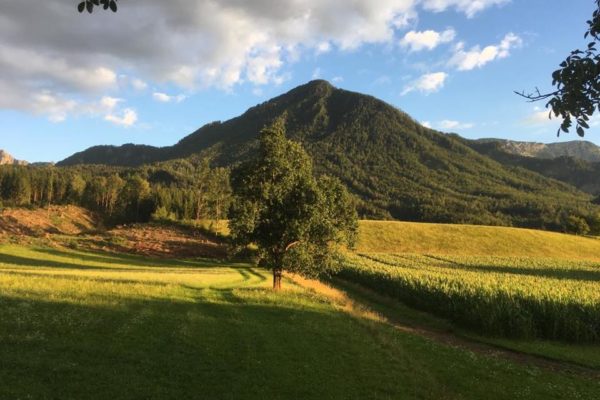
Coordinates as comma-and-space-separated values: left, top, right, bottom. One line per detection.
0, 150, 28, 165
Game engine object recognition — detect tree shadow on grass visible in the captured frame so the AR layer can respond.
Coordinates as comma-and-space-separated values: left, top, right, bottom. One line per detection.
34, 246, 233, 269
1, 284, 597, 399
0, 269, 174, 288
0, 291, 412, 400
424, 255, 600, 283
0, 247, 250, 272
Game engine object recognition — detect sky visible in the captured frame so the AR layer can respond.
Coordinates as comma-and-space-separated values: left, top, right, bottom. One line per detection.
0, 0, 597, 162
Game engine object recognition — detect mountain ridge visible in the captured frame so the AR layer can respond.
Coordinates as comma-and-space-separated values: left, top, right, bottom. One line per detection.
57, 80, 597, 225
474, 138, 600, 163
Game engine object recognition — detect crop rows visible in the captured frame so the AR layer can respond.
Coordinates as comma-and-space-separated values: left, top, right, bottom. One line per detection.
338, 253, 600, 342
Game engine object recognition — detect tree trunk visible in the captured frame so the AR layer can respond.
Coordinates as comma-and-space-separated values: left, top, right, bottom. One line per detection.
273, 268, 282, 291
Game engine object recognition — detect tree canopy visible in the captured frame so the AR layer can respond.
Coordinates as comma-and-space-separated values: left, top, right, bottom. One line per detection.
229, 119, 358, 290
518, 0, 600, 137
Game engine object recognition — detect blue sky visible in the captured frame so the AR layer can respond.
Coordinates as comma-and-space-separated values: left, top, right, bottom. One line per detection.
0, 0, 597, 162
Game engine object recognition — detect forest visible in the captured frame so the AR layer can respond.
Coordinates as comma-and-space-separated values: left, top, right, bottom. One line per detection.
0, 157, 231, 225
1, 156, 599, 235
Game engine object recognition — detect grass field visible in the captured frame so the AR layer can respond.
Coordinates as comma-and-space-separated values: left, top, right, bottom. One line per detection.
333, 221, 600, 367
1, 243, 599, 399
356, 220, 600, 260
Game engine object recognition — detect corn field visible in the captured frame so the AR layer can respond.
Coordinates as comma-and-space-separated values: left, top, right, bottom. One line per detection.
339, 253, 600, 342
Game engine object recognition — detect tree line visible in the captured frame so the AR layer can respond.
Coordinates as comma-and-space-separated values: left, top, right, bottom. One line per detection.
0, 157, 231, 224
1, 153, 599, 235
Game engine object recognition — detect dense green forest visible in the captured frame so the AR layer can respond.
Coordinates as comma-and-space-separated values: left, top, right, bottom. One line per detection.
2, 156, 600, 235
0, 158, 231, 225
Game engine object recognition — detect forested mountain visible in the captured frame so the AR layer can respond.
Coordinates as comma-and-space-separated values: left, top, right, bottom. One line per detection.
55, 80, 599, 228
463, 138, 600, 196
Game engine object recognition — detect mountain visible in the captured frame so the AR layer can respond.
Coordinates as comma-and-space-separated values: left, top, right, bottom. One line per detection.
0, 150, 27, 166
58, 80, 597, 226
474, 138, 600, 162
463, 138, 600, 196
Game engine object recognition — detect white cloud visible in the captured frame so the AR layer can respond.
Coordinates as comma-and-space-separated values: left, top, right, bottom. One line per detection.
312, 68, 322, 79
0, 0, 508, 120
316, 42, 332, 55
402, 72, 448, 95
100, 96, 122, 110
104, 108, 138, 127
400, 28, 455, 52
449, 33, 522, 71
31, 91, 78, 123
422, 0, 509, 18
524, 107, 553, 125
422, 119, 474, 130
332, 76, 344, 83
438, 119, 474, 130
131, 79, 148, 91
152, 92, 187, 103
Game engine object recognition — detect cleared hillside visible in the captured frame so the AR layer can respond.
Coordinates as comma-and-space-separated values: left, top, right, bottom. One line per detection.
357, 220, 600, 260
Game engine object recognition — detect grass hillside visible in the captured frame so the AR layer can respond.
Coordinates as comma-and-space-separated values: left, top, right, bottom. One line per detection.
357, 220, 600, 260
1, 243, 598, 399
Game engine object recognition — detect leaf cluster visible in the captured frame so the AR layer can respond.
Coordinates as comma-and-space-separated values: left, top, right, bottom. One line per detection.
517, 0, 600, 137
77, 0, 117, 13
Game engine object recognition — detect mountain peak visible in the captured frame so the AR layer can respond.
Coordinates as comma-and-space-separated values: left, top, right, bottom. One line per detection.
282, 79, 335, 99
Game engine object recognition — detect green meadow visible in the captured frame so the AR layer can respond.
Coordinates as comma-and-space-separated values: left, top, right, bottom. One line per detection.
1, 243, 599, 399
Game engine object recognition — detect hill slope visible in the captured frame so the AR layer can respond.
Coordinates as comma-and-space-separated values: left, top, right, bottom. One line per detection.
58, 80, 597, 225
464, 138, 600, 196
357, 220, 600, 260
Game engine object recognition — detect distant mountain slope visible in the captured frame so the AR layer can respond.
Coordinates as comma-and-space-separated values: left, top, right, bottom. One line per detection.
58, 80, 597, 225
475, 139, 600, 162
464, 139, 600, 196
0, 150, 27, 166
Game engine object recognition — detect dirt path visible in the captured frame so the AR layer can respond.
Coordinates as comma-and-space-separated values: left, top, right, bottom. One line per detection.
288, 273, 600, 380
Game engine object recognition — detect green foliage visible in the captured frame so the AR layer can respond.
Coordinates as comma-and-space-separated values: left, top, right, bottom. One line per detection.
0, 157, 231, 225
565, 214, 591, 235
229, 119, 357, 282
518, 0, 600, 136
340, 253, 600, 342
78, 0, 117, 13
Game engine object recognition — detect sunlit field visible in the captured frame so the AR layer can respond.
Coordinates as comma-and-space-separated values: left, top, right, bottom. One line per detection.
340, 253, 600, 342
1, 244, 599, 399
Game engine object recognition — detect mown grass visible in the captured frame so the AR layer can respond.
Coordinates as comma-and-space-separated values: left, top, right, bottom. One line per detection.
356, 220, 600, 260
1, 244, 599, 399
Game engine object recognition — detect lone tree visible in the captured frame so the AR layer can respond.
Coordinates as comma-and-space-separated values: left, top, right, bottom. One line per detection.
517, 0, 600, 137
229, 119, 358, 290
